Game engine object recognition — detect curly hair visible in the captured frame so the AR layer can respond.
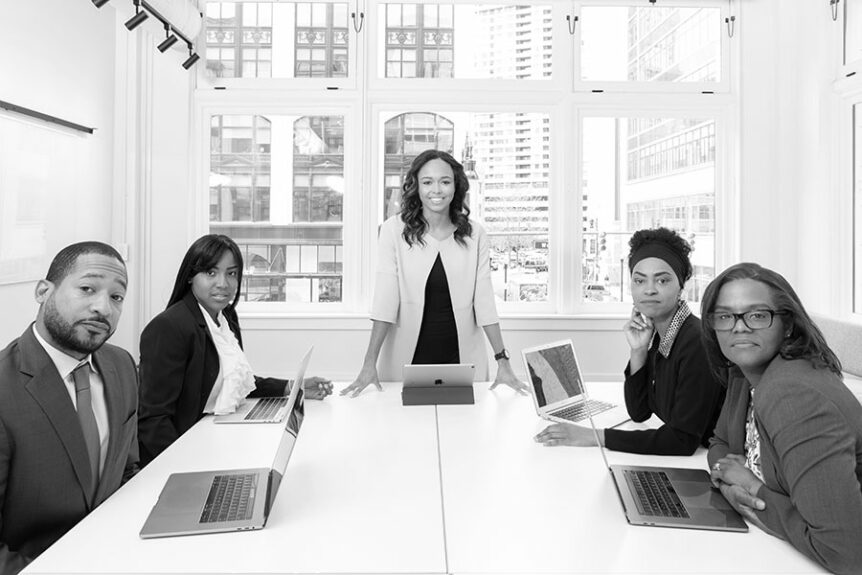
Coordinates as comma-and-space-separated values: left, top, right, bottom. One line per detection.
627, 227, 693, 285
400, 149, 472, 247
700, 262, 842, 383
167, 234, 244, 312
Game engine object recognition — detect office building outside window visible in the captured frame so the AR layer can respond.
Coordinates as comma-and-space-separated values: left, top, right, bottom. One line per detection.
210, 114, 345, 303
206, 2, 350, 79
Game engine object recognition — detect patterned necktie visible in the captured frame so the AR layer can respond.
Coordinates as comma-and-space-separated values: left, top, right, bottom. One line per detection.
72, 362, 100, 500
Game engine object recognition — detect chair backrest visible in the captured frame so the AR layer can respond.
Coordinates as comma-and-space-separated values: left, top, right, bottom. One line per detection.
813, 315, 862, 378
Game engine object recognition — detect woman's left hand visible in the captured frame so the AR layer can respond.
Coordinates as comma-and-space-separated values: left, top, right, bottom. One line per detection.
489, 361, 529, 395
710, 454, 764, 497
303, 375, 334, 400
534, 423, 600, 447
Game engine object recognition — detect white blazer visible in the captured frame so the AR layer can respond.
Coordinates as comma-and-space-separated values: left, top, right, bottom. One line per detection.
371, 216, 499, 381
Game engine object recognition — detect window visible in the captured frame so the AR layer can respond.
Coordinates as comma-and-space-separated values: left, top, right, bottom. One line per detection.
579, 4, 724, 90
206, 2, 350, 79
380, 110, 550, 303
198, 0, 733, 314
210, 114, 345, 303
378, 3, 554, 80
582, 116, 716, 305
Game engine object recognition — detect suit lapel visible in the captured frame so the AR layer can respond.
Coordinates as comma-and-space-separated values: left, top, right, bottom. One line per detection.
19, 327, 95, 509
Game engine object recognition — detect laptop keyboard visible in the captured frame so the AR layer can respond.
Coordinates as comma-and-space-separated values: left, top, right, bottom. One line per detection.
626, 470, 690, 518
199, 473, 256, 523
550, 398, 615, 423
245, 397, 288, 421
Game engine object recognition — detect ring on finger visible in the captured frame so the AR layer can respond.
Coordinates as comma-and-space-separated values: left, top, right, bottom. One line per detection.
712, 462, 721, 472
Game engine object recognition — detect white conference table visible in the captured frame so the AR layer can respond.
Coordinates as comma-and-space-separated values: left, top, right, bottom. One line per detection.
24, 382, 827, 575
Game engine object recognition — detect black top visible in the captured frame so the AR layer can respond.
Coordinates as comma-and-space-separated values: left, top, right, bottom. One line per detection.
604, 314, 725, 456
412, 253, 460, 364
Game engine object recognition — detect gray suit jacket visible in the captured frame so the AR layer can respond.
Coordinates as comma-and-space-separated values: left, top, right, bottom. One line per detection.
0, 325, 139, 574
709, 357, 862, 575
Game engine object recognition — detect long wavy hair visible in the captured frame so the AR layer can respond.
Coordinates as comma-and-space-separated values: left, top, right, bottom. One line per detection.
167, 234, 244, 312
700, 262, 842, 382
400, 149, 472, 247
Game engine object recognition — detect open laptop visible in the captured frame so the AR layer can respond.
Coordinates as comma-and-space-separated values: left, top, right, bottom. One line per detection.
581, 386, 748, 532
521, 340, 629, 429
214, 347, 312, 424
139, 362, 306, 538
402, 363, 475, 405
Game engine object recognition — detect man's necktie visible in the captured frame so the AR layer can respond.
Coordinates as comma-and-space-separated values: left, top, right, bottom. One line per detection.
72, 362, 100, 500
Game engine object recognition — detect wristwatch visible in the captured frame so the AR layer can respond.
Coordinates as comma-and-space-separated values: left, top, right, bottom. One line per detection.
494, 348, 510, 361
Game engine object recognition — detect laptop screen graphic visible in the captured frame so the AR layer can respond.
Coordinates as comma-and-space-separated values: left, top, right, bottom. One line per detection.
523, 343, 586, 409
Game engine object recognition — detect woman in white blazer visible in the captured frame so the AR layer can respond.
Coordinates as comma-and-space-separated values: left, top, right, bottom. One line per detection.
342, 150, 526, 396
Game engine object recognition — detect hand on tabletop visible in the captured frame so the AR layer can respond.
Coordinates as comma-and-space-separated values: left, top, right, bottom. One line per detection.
489, 361, 530, 395
303, 376, 333, 400
534, 423, 600, 447
623, 307, 654, 351
340, 365, 383, 398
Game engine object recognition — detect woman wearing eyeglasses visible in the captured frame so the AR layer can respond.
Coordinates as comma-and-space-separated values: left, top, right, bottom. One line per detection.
702, 263, 862, 575
535, 227, 725, 454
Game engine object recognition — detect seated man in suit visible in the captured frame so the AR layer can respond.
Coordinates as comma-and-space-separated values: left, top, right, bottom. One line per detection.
0, 241, 139, 574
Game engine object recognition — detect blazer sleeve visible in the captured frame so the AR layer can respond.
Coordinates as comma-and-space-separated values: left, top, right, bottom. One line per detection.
707, 375, 741, 468
753, 379, 862, 575
371, 219, 400, 323
472, 223, 499, 327
137, 313, 190, 464
0, 417, 32, 573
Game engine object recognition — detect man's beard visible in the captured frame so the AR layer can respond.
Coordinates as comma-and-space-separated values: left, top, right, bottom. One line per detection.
43, 296, 114, 355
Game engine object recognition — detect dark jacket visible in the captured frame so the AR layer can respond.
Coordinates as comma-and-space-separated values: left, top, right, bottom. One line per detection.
0, 326, 138, 574
604, 314, 725, 455
709, 358, 862, 575
137, 292, 285, 466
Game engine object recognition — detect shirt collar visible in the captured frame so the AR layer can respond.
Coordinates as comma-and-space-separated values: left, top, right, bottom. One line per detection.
32, 324, 97, 381
651, 301, 691, 359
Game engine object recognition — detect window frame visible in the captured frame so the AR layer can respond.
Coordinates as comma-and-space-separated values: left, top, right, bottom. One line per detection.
190, 0, 738, 317
572, 0, 733, 94
197, 0, 360, 91
194, 93, 363, 314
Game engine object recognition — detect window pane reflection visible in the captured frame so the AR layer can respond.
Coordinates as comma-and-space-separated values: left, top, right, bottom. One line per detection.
210, 114, 344, 303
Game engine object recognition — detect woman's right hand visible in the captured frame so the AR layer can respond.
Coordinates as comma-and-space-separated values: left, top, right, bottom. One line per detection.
623, 307, 654, 351
340, 364, 383, 398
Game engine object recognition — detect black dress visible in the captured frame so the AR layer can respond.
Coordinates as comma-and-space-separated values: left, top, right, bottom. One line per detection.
412, 253, 460, 364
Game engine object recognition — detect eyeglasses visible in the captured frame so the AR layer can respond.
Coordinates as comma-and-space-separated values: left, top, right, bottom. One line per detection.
707, 309, 787, 331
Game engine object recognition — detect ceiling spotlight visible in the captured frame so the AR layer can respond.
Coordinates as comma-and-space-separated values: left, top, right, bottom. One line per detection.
92, 0, 111, 7
124, 1, 149, 31
182, 50, 201, 70
157, 26, 178, 52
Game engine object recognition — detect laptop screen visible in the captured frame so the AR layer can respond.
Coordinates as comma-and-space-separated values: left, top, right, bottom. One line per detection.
523, 341, 586, 409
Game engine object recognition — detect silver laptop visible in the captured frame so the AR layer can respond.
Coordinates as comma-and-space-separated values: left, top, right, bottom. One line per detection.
521, 340, 629, 429
214, 347, 312, 424
139, 357, 307, 539
581, 386, 748, 532
403, 363, 475, 387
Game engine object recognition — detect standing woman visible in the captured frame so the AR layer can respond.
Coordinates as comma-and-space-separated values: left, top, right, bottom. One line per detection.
341, 150, 526, 396
703, 263, 862, 574
535, 228, 725, 454
138, 234, 332, 466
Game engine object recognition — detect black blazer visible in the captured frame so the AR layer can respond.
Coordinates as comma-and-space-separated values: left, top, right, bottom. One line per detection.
0, 326, 139, 573
137, 292, 285, 466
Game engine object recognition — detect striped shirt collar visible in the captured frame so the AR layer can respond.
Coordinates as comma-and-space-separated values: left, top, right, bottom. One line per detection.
650, 301, 692, 359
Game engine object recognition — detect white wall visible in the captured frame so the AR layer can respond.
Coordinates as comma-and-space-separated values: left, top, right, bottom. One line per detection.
0, 0, 119, 347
